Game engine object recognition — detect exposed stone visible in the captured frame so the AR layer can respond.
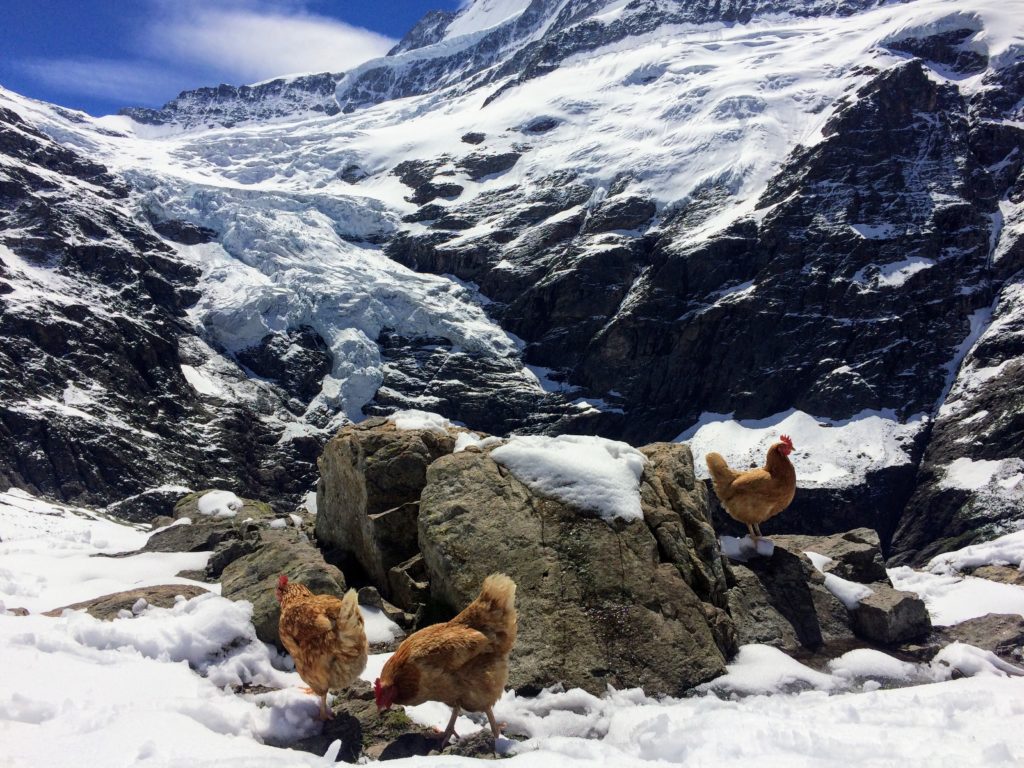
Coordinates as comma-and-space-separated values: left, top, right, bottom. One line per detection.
417, 447, 727, 697
850, 584, 932, 645
43, 585, 209, 620
280, 679, 435, 763
461, 131, 486, 145
585, 195, 656, 232
726, 543, 854, 652
315, 419, 456, 594
935, 613, 1024, 665
457, 151, 521, 181
388, 553, 430, 612
220, 528, 347, 647
772, 528, 889, 583
970, 565, 1024, 587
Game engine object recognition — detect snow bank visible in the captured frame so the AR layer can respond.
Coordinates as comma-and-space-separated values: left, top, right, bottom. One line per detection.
360, 605, 403, 644
889, 566, 1024, 625
679, 409, 925, 489
0, 489, 212, 613
926, 529, 1024, 575
453, 431, 503, 452
490, 435, 647, 522
698, 644, 836, 695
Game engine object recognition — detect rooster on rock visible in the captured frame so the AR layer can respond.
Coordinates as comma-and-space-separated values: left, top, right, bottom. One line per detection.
706, 435, 797, 542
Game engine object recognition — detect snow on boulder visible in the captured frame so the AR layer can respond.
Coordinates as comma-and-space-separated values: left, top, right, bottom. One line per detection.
196, 490, 244, 518
387, 408, 454, 434
490, 434, 647, 522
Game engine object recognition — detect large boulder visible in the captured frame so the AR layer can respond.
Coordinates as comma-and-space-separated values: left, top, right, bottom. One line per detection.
220, 528, 347, 647
315, 418, 457, 595
771, 529, 889, 583
416, 443, 727, 697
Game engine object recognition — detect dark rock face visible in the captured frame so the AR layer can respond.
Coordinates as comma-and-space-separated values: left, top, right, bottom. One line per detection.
236, 326, 333, 406
0, 108, 326, 518
120, 73, 344, 130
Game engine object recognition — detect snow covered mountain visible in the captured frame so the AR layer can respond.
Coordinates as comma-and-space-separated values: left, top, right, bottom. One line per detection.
0, 0, 1022, 559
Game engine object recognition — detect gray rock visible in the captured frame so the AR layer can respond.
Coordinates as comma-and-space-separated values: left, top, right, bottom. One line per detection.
417, 447, 727, 697
220, 529, 347, 647
935, 613, 1024, 665
851, 584, 931, 645
726, 544, 854, 652
43, 585, 209, 620
315, 419, 456, 594
772, 528, 888, 583
388, 553, 430, 612
457, 151, 520, 181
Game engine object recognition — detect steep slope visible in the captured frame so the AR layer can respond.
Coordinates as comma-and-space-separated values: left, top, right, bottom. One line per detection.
0, 0, 1021, 559
0, 97, 317, 517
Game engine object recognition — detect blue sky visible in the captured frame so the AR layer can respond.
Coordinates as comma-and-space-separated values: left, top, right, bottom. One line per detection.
0, 0, 463, 116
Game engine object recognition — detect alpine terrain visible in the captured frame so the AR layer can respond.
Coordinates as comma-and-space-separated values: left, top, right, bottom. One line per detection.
1, 0, 1023, 567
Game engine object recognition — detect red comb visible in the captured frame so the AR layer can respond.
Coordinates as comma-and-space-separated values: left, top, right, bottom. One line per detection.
780, 435, 793, 447
278, 574, 288, 588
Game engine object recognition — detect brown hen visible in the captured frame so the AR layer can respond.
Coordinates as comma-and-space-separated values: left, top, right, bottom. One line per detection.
374, 573, 517, 747
276, 575, 368, 721
706, 435, 797, 541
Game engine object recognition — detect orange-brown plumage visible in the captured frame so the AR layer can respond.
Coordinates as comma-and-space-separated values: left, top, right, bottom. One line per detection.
276, 575, 368, 720
706, 435, 797, 540
375, 573, 517, 746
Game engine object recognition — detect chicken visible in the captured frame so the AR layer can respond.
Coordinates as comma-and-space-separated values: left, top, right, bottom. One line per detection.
706, 434, 796, 542
374, 573, 517, 748
276, 574, 368, 721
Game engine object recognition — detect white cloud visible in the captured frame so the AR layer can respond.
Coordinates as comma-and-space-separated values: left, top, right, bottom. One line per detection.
147, 5, 395, 83
17, 58, 185, 105
16, 1, 396, 110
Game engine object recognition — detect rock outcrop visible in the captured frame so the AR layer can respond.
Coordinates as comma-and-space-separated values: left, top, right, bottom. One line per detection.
417, 442, 729, 696
315, 418, 457, 595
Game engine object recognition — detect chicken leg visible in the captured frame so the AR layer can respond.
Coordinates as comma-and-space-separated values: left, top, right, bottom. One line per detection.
485, 706, 505, 742
318, 693, 334, 721
438, 706, 460, 748
747, 523, 759, 543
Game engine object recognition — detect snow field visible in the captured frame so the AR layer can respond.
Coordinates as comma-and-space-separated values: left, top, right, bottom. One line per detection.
4, 488, 1024, 765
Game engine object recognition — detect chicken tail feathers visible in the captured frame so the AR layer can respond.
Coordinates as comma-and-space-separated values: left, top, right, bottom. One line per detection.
706, 452, 738, 498
479, 573, 516, 612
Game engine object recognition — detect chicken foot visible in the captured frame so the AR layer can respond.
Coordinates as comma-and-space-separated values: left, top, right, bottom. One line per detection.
437, 706, 461, 748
